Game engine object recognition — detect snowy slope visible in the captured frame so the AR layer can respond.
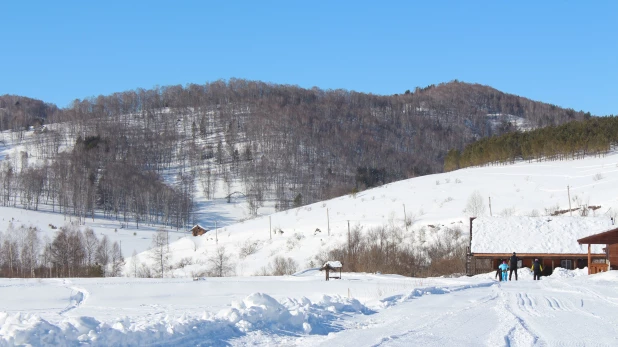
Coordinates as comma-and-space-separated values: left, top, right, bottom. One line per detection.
131, 151, 618, 277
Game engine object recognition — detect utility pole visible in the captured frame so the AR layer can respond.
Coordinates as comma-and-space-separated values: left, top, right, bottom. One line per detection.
567, 185, 572, 216
269, 216, 272, 240
215, 220, 218, 244
489, 197, 492, 217
347, 220, 351, 256
403, 204, 407, 231
327, 208, 330, 236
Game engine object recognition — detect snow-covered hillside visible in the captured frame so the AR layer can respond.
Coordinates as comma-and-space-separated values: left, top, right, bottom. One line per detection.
128, 151, 618, 277
3, 121, 618, 276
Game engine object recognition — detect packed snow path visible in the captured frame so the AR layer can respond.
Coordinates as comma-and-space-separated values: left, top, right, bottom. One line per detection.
1, 271, 618, 346
310, 274, 618, 346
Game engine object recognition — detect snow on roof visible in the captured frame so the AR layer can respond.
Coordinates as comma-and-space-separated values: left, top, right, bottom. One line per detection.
471, 216, 614, 254
323, 261, 342, 268
191, 224, 207, 230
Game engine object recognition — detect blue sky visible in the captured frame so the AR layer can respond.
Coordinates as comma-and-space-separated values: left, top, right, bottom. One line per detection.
1, 1, 616, 115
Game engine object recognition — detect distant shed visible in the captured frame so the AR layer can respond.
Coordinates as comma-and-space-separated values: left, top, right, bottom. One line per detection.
320, 261, 342, 281
467, 216, 613, 276
191, 224, 209, 237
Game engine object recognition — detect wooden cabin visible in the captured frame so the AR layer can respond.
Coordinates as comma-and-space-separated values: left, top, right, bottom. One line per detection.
320, 261, 342, 281
190, 224, 209, 237
467, 216, 614, 277
577, 222, 618, 274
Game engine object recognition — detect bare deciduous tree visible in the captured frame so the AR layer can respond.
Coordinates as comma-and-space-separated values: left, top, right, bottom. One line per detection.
464, 190, 486, 217
208, 246, 234, 277
150, 229, 169, 278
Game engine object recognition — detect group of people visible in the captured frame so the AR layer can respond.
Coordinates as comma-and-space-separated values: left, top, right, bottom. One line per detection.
495, 252, 543, 281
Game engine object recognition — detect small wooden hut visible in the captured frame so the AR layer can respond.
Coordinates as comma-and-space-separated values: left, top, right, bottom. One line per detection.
320, 261, 342, 281
190, 224, 209, 237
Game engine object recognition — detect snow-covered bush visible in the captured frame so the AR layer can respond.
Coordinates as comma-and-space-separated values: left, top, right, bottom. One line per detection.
254, 256, 298, 276
238, 239, 261, 259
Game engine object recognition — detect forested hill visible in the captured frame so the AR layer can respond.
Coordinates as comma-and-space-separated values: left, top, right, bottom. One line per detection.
445, 115, 618, 171
0, 80, 591, 227
0, 95, 60, 132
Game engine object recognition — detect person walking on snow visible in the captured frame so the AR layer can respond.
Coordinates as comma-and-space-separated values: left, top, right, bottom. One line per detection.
509, 252, 520, 281
498, 260, 509, 282
495, 259, 504, 280
531, 259, 543, 280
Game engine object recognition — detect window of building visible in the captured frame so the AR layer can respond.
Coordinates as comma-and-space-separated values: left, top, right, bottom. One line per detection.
560, 259, 572, 269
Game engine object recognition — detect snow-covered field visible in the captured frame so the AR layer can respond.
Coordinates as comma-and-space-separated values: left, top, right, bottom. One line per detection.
2, 268, 618, 346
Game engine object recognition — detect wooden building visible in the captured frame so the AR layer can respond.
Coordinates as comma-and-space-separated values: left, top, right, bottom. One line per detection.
190, 224, 209, 237
577, 223, 618, 274
467, 216, 614, 277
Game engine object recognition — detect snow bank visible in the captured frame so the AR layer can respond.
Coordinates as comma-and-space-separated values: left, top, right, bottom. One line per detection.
380, 281, 495, 308
0, 293, 373, 346
549, 267, 589, 278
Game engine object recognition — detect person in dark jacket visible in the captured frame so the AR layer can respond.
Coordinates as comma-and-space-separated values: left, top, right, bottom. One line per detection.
495, 259, 504, 280
531, 258, 543, 280
509, 252, 519, 281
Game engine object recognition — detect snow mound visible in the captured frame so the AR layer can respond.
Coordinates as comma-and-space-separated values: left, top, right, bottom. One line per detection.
380, 281, 495, 308
0, 293, 373, 345
549, 267, 588, 278
292, 268, 321, 277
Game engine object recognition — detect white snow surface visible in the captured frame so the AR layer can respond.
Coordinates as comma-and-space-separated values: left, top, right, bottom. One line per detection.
471, 216, 614, 254
2, 271, 618, 346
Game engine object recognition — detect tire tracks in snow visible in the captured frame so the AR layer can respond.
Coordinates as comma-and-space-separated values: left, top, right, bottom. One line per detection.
368, 283, 499, 347
492, 290, 545, 347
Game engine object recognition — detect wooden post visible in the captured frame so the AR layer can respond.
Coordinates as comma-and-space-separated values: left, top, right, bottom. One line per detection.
348, 220, 352, 264
327, 208, 330, 236
403, 204, 408, 231
588, 244, 592, 275
469, 217, 476, 252
269, 216, 272, 240
215, 220, 218, 244
568, 185, 572, 216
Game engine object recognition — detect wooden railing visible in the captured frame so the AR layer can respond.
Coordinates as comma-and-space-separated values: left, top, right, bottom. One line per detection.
589, 263, 609, 275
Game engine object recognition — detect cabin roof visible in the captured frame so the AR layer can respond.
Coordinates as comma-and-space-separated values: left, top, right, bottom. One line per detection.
578, 227, 618, 245
471, 216, 613, 254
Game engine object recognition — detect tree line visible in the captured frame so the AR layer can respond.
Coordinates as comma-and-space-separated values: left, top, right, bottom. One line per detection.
444, 115, 618, 171
0, 222, 123, 278
314, 224, 467, 278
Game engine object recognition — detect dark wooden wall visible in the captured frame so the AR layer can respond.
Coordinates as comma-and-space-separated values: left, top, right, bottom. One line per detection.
609, 244, 618, 270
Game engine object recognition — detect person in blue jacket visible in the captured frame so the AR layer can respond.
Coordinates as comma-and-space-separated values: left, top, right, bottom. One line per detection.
498, 260, 509, 282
